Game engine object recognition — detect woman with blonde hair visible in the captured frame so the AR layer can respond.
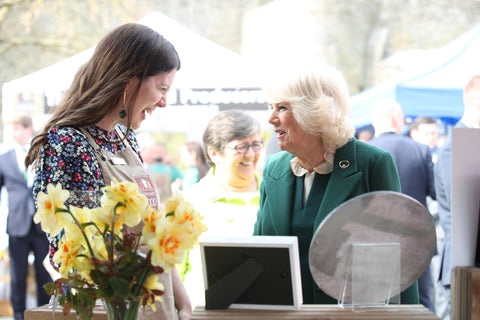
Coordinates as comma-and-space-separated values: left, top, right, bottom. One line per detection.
254, 64, 419, 305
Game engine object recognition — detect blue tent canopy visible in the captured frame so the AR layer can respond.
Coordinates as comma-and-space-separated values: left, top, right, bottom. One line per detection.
351, 24, 480, 129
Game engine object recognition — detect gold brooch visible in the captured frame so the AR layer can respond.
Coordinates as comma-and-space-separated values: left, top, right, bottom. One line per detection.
339, 160, 350, 169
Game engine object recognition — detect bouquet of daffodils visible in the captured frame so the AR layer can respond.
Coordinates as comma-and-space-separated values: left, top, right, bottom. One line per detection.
34, 179, 207, 320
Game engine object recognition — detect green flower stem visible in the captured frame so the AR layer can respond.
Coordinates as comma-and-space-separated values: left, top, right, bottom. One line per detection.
132, 259, 152, 297
134, 231, 142, 252
110, 202, 126, 261
56, 207, 95, 258
125, 299, 140, 320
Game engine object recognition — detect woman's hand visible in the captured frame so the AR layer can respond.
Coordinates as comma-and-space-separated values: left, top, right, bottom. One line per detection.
178, 307, 192, 320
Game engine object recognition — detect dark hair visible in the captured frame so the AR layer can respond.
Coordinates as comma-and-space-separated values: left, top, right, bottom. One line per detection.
411, 116, 437, 130
203, 110, 261, 167
8, 114, 33, 128
26, 23, 180, 167
184, 141, 209, 179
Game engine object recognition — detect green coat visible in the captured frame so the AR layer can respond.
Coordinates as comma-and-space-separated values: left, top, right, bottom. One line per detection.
254, 138, 419, 304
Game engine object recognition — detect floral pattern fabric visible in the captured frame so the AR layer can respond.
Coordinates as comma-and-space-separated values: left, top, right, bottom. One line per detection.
32, 124, 142, 267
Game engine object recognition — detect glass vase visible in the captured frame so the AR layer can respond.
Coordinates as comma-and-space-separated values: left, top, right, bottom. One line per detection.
102, 297, 140, 320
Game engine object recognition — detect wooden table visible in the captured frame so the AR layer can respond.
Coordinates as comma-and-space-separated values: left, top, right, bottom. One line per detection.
25, 304, 107, 320
192, 304, 440, 320
25, 304, 440, 320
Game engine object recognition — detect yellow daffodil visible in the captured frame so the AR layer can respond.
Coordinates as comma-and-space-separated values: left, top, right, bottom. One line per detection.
144, 274, 164, 292
174, 202, 207, 238
74, 256, 95, 283
147, 222, 190, 271
90, 206, 126, 236
101, 179, 148, 227
66, 206, 97, 244
34, 183, 71, 236
35, 182, 206, 320
142, 205, 161, 243
89, 236, 109, 261
164, 191, 207, 243
69, 205, 92, 225
164, 191, 183, 216
54, 237, 86, 277
143, 274, 164, 311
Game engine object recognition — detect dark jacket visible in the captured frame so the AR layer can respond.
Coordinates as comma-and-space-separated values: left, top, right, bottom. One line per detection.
0, 148, 38, 237
368, 132, 436, 208
254, 138, 419, 304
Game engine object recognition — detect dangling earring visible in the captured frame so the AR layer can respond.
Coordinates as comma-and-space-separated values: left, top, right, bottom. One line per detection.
119, 90, 127, 119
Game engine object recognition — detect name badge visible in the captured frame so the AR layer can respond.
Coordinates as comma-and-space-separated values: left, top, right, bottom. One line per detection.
134, 175, 159, 210
109, 157, 127, 165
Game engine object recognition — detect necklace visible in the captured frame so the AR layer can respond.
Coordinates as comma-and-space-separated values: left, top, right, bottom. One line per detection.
87, 126, 124, 145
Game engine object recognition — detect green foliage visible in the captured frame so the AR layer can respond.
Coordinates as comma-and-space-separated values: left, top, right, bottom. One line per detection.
110, 276, 131, 298
43, 282, 57, 296
45, 276, 99, 320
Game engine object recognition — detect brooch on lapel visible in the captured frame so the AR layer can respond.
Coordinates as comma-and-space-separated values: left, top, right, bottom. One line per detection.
338, 160, 350, 169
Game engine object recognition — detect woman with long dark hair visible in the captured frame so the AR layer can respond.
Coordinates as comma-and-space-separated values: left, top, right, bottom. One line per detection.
26, 23, 190, 319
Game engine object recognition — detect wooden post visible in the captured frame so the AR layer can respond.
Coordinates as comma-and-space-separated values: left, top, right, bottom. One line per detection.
451, 266, 480, 320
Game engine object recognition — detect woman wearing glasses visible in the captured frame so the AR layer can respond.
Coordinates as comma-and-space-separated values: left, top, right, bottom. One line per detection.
181, 109, 263, 307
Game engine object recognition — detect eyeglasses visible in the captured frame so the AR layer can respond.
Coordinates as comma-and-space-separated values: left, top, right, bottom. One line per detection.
228, 140, 264, 154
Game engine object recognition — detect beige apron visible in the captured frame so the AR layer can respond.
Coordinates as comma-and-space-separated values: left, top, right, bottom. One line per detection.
83, 128, 177, 320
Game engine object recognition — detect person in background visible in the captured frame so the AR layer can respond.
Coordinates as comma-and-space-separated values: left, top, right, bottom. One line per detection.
0, 114, 51, 320
25, 23, 191, 319
178, 141, 209, 190
435, 74, 480, 317
410, 115, 449, 319
356, 128, 374, 142
139, 138, 182, 206
410, 116, 440, 163
368, 97, 436, 312
181, 109, 263, 307
253, 64, 419, 304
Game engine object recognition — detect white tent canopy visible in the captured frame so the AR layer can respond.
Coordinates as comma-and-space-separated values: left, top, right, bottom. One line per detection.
2, 12, 269, 142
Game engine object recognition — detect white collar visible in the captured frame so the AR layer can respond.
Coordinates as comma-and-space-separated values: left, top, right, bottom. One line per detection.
290, 151, 335, 176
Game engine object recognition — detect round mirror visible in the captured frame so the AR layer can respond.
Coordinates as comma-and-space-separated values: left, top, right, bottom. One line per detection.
309, 191, 436, 303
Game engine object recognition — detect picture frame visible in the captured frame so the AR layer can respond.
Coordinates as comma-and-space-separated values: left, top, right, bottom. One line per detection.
199, 235, 303, 310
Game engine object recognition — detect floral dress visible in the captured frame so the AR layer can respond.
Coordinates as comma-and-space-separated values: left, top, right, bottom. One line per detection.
32, 124, 142, 267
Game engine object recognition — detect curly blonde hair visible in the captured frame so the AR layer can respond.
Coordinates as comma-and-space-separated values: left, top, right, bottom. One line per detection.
265, 65, 354, 153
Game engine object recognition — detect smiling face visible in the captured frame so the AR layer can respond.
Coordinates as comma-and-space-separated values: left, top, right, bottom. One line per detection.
124, 69, 177, 130
268, 102, 315, 156
210, 134, 261, 190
